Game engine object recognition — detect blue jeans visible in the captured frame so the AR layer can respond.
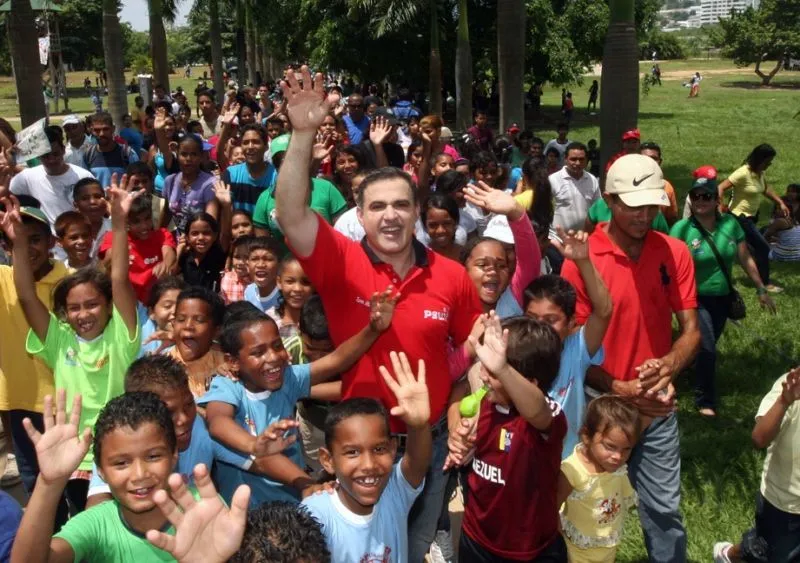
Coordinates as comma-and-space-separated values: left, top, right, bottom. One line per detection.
736, 214, 771, 285
695, 294, 730, 409
628, 413, 686, 563
740, 492, 800, 562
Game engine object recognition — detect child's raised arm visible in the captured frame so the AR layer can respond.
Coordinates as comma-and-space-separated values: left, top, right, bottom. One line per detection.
108, 174, 142, 338
309, 286, 399, 385
11, 391, 91, 563
752, 368, 800, 449
558, 228, 612, 356
380, 352, 432, 488
2, 194, 50, 342
213, 180, 233, 253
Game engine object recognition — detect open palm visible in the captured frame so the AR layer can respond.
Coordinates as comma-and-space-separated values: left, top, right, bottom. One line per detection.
380, 352, 430, 427
469, 312, 508, 375
108, 174, 143, 218
281, 66, 331, 133
556, 227, 590, 261
463, 181, 517, 216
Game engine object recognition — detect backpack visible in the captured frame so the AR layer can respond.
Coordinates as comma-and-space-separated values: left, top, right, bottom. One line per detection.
83, 142, 131, 170
392, 100, 421, 123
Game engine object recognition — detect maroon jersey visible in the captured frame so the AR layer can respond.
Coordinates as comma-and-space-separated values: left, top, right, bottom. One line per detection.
461, 397, 566, 561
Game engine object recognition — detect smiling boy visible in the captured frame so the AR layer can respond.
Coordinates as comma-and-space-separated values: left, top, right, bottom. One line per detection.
243, 236, 281, 313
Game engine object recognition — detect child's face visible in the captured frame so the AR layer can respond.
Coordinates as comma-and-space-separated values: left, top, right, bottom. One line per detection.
231, 245, 250, 279
23, 222, 54, 276
66, 281, 111, 340
128, 211, 154, 241
475, 114, 488, 128
424, 208, 457, 250
408, 147, 423, 168
455, 163, 470, 178
96, 422, 177, 518
525, 298, 572, 341
232, 320, 289, 392
155, 385, 197, 452
74, 185, 107, 223
466, 241, 510, 307
547, 152, 559, 166
173, 298, 217, 362
178, 143, 202, 175
230, 146, 246, 165
300, 333, 334, 362
247, 248, 279, 289
335, 153, 359, 179
187, 220, 217, 256
266, 122, 283, 140
128, 174, 154, 194
474, 164, 499, 186
319, 414, 396, 515
60, 223, 93, 266
277, 261, 313, 312
433, 155, 455, 177
231, 213, 254, 240
149, 288, 180, 331
583, 426, 634, 473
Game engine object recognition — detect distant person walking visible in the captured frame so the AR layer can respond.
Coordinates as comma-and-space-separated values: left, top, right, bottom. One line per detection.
587, 80, 599, 112
689, 72, 702, 98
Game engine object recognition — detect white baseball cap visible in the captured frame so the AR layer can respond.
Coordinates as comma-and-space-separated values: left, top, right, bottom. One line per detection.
62, 114, 82, 126
605, 153, 668, 208
483, 214, 514, 245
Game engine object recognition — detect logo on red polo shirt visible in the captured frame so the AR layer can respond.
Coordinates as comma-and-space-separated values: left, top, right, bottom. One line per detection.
423, 307, 449, 322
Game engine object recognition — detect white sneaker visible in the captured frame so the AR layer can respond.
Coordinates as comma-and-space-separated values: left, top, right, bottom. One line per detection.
428, 541, 447, 563
713, 541, 733, 563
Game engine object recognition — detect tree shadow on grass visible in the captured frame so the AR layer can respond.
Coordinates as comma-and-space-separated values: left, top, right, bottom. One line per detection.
719, 80, 800, 90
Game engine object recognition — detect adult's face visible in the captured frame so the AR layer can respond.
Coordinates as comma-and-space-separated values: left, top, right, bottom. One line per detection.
198, 95, 216, 117
40, 141, 66, 174
623, 138, 640, 154
607, 194, 658, 241
91, 120, 115, 149
357, 178, 418, 257
347, 95, 365, 121
564, 149, 587, 178
241, 130, 266, 164
640, 148, 661, 165
63, 123, 85, 145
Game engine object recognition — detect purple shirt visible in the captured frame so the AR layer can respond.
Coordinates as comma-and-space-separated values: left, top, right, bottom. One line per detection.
163, 171, 216, 233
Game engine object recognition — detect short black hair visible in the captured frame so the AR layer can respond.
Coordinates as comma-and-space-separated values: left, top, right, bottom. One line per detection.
523, 275, 577, 318
91, 112, 114, 127
54, 210, 91, 239
356, 168, 416, 209
186, 211, 220, 234
421, 193, 459, 226
125, 355, 189, 394
324, 397, 390, 450
436, 169, 468, 197
230, 502, 331, 563
126, 161, 154, 179
469, 151, 498, 174
299, 295, 329, 341
147, 276, 188, 309
53, 268, 111, 321
247, 236, 282, 259
176, 286, 226, 328
128, 194, 153, 220
501, 316, 562, 392
239, 123, 268, 143
44, 125, 64, 148
231, 234, 253, 256
220, 313, 277, 356
223, 301, 263, 325
93, 391, 176, 464
639, 141, 661, 157
565, 141, 587, 156
72, 177, 103, 201
460, 236, 504, 265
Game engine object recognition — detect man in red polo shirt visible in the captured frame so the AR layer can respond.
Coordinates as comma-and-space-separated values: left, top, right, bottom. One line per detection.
275, 66, 482, 563
562, 153, 700, 563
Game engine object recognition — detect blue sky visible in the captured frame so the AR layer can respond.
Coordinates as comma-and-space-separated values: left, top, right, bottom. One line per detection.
120, 0, 192, 32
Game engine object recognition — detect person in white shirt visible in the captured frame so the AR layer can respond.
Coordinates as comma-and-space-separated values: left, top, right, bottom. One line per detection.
7, 125, 95, 226
549, 141, 600, 232
544, 122, 571, 166
62, 114, 92, 169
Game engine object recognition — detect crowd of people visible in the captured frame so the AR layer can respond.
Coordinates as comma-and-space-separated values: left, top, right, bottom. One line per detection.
0, 64, 797, 563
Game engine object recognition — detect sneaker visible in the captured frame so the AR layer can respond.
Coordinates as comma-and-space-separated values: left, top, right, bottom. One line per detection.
428, 541, 447, 563
766, 284, 784, 293
713, 541, 733, 563
433, 530, 455, 562
1, 454, 21, 488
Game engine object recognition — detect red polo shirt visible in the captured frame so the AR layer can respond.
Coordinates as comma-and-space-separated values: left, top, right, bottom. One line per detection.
292, 215, 481, 432
561, 223, 697, 381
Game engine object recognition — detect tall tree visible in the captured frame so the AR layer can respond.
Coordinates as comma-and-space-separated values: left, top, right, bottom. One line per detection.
497, 0, 525, 130
8, 0, 46, 127
208, 0, 225, 102
235, 0, 245, 85
102, 0, 129, 129
244, 1, 256, 86
427, 0, 442, 116
454, 0, 472, 130
599, 0, 638, 169
149, 0, 171, 90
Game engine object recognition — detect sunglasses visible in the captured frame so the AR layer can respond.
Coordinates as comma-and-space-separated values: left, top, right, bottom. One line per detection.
690, 192, 715, 202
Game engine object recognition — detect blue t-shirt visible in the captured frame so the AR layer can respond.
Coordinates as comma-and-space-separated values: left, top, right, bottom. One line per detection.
0, 490, 22, 561
343, 114, 370, 145
87, 415, 215, 497
495, 288, 523, 319
507, 166, 522, 191
83, 144, 140, 189
302, 462, 423, 563
222, 163, 277, 217
198, 364, 311, 506
137, 302, 162, 357
244, 283, 280, 313
119, 127, 144, 155
550, 327, 604, 459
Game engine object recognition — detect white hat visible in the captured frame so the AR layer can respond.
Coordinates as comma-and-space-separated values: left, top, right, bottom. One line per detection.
605, 154, 668, 208
62, 114, 82, 126
483, 214, 514, 245
440, 126, 453, 139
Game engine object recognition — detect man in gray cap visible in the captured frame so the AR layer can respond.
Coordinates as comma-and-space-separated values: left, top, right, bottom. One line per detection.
61, 115, 91, 169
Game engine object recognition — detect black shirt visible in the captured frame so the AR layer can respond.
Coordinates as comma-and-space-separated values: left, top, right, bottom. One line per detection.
179, 244, 227, 292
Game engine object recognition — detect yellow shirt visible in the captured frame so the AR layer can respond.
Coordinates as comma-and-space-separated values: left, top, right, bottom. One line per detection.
0, 262, 69, 412
757, 372, 800, 514
728, 164, 766, 217
560, 446, 637, 562
167, 346, 226, 398
514, 190, 534, 212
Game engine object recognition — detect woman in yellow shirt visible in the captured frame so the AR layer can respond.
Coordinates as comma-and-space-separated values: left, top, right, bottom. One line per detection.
719, 144, 789, 293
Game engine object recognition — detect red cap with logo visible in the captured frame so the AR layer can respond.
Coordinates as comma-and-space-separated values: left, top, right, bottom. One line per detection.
693, 165, 717, 180
622, 129, 641, 141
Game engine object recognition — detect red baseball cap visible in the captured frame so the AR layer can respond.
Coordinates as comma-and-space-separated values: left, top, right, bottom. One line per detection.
693, 165, 717, 180
507, 123, 521, 134
622, 129, 641, 141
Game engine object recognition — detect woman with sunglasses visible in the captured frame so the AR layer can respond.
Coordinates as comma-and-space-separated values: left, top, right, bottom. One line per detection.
670, 177, 776, 417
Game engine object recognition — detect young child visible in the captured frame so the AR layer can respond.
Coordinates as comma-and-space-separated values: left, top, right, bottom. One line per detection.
243, 236, 281, 313
266, 255, 314, 364
302, 352, 432, 563
467, 109, 494, 152
199, 287, 397, 506
220, 235, 252, 305
456, 313, 568, 561
177, 210, 230, 292
524, 229, 612, 459
71, 178, 110, 259
140, 275, 187, 356
558, 396, 640, 563
231, 209, 255, 240
714, 367, 800, 563
98, 177, 177, 304
431, 152, 456, 184
8, 182, 141, 500
125, 161, 162, 224
54, 211, 94, 271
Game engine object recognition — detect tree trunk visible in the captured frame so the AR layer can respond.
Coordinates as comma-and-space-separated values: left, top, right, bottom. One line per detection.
244, 2, 257, 87
755, 58, 782, 86
208, 0, 225, 104
103, 0, 129, 130
8, 0, 46, 127
497, 0, 525, 131
256, 39, 265, 84
455, 0, 473, 132
149, 0, 171, 91
428, 0, 442, 116
235, 1, 246, 87
599, 0, 638, 172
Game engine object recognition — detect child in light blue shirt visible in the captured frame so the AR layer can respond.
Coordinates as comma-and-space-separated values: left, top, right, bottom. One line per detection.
138, 276, 187, 357
243, 236, 281, 313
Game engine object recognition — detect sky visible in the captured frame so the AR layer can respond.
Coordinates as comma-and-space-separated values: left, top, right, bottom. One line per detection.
119, 0, 192, 32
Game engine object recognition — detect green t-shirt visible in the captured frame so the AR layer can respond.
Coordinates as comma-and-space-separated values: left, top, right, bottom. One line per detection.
27, 307, 141, 470
669, 214, 745, 296
587, 198, 670, 234
54, 497, 176, 562
253, 177, 348, 255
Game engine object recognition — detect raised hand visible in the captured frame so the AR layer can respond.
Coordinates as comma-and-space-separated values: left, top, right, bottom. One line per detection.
22, 390, 91, 485
108, 174, 143, 219
252, 419, 300, 458
0, 194, 23, 243
463, 181, 521, 218
780, 368, 800, 406
369, 115, 392, 146
379, 352, 430, 428
369, 285, 400, 333
556, 227, 590, 261
468, 311, 509, 376
280, 66, 331, 133
212, 180, 232, 207
312, 133, 335, 161
221, 102, 240, 126
146, 464, 249, 563
154, 106, 170, 131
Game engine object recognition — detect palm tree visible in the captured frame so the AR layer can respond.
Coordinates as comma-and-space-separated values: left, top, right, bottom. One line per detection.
102, 0, 129, 129
149, 0, 172, 91
207, 0, 225, 103
454, 0, 472, 131
599, 0, 638, 169
244, 1, 257, 86
8, 0, 45, 127
497, 0, 525, 131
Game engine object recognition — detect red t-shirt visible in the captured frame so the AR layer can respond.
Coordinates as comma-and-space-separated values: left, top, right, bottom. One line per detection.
99, 228, 175, 304
561, 224, 697, 381
291, 216, 482, 432
462, 398, 567, 560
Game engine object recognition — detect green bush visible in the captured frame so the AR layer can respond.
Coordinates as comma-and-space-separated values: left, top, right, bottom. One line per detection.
131, 55, 153, 75
640, 30, 687, 60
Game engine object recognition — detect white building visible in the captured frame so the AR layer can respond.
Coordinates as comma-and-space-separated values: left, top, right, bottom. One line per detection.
698, 0, 760, 25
